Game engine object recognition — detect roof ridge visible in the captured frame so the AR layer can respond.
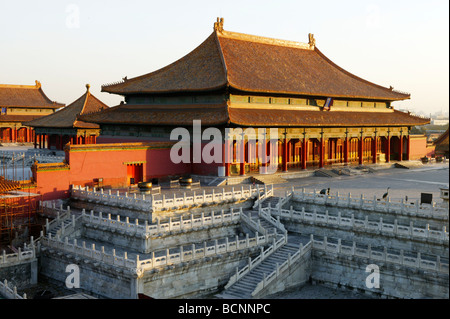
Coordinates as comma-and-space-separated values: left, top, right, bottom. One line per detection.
213, 17, 312, 50
34, 81, 66, 106
393, 109, 430, 120
213, 30, 229, 89
102, 32, 227, 92
25, 87, 106, 128
99, 19, 411, 101
78, 101, 120, 120
433, 128, 449, 145
0, 81, 65, 107
314, 47, 410, 101
0, 80, 41, 89
75, 89, 90, 127
217, 29, 312, 50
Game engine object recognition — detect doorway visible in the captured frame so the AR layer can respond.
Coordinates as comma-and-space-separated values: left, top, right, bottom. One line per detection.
127, 163, 143, 185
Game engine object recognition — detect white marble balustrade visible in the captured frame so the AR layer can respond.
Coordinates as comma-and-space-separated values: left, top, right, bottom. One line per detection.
41, 230, 270, 274
72, 185, 262, 211
0, 279, 26, 299
266, 205, 449, 242
310, 235, 449, 274
81, 208, 242, 236
289, 188, 448, 218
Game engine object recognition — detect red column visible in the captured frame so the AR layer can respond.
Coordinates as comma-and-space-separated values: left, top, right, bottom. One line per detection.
406, 135, 411, 161
319, 136, 324, 168
358, 136, 364, 165
287, 140, 295, 168
282, 138, 288, 172
398, 135, 403, 161
372, 136, 377, 164
239, 139, 245, 176
386, 136, 391, 163
344, 137, 349, 164
301, 138, 308, 170
39, 134, 42, 149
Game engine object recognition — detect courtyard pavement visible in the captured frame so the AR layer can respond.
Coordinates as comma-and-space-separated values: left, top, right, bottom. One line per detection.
273, 163, 449, 203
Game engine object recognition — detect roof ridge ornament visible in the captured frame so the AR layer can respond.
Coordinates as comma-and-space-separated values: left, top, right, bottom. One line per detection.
35, 80, 41, 88
214, 17, 224, 33
86, 84, 90, 92
308, 33, 316, 49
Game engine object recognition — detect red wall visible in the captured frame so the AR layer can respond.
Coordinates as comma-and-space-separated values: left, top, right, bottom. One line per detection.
409, 135, 433, 160
33, 168, 71, 201
33, 143, 191, 201
96, 136, 165, 144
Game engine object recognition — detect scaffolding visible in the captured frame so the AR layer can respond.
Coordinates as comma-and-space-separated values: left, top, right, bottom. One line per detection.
0, 177, 42, 251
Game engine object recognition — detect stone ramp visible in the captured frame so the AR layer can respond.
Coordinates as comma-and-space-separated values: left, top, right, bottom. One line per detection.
207, 177, 227, 187
216, 235, 305, 299
394, 161, 424, 169
252, 175, 288, 185
314, 169, 340, 178
332, 166, 366, 176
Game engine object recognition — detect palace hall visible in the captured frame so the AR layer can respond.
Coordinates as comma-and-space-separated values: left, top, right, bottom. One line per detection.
79, 18, 429, 178
0, 81, 64, 144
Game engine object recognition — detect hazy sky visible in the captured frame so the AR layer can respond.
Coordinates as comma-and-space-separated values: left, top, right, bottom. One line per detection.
1, 0, 448, 115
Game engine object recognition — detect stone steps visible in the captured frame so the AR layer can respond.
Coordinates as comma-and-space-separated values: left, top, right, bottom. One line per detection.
217, 235, 303, 299
47, 218, 74, 237
260, 196, 282, 209
247, 210, 278, 235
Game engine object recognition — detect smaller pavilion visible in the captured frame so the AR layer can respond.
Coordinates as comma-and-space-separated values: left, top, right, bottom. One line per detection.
25, 84, 109, 150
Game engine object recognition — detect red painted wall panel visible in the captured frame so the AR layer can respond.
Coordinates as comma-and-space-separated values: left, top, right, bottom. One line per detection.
409, 135, 431, 160
33, 169, 71, 201
34, 144, 192, 200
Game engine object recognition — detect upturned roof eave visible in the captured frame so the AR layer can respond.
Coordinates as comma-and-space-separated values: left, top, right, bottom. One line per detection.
226, 83, 410, 102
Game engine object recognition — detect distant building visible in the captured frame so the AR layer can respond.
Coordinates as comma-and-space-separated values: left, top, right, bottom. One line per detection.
0, 81, 64, 144
25, 85, 109, 150
431, 115, 449, 126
